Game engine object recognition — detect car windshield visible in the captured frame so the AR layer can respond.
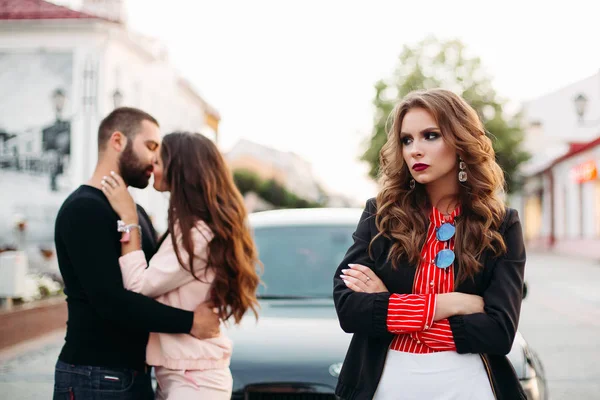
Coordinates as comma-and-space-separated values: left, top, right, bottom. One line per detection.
252, 224, 355, 298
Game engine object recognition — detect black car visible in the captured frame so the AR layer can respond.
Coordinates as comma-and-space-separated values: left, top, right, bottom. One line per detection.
225, 208, 547, 399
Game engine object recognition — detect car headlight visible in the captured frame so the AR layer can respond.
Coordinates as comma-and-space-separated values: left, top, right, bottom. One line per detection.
329, 362, 343, 378
520, 364, 540, 400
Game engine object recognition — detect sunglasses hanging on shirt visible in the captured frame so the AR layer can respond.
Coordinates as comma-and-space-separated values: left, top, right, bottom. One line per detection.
434, 222, 456, 269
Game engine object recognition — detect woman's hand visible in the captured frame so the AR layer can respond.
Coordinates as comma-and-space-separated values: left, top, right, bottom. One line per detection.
434, 292, 484, 320
340, 263, 388, 293
100, 172, 138, 223
454, 292, 485, 315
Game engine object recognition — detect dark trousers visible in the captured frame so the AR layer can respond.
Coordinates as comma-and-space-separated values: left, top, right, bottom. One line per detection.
53, 360, 154, 400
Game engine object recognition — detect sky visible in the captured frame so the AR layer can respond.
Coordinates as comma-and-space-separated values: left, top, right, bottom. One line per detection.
60, 0, 600, 203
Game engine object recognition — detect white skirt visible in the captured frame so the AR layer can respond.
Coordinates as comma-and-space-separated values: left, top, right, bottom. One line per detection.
373, 350, 495, 400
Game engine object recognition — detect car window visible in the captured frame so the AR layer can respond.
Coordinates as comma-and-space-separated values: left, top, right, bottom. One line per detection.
252, 225, 355, 298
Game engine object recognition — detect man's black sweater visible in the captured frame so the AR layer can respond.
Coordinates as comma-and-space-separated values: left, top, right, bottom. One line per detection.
54, 185, 193, 371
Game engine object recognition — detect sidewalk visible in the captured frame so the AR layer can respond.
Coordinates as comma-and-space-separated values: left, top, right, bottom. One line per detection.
0, 328, 63, 399
527, 242, 600, 264
526, 249, 600, 268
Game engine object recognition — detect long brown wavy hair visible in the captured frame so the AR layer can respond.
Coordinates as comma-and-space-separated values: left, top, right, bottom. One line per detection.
161, 132, 260, 323
375, 89, 507, 283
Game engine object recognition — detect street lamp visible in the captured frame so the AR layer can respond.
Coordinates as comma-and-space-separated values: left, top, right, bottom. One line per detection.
44, 88, 71, 191
113, 89, 123, 109
574, 93, 588, 122
574, 92, 600, 126
52, 88, 66, 120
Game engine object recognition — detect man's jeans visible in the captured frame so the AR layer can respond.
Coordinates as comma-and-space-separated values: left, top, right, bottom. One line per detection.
53, 360, 154, 399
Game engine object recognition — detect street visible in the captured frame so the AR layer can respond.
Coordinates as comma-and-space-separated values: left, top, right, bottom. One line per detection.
519, 252, 600, 399
1, 251, 599, 399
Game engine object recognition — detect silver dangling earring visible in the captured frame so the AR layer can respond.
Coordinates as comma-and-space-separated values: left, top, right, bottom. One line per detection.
458, 157, 468, 182
409, 178, 416, 190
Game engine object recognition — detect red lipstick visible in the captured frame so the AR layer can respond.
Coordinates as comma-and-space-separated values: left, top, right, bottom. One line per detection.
412, 163, 430, 172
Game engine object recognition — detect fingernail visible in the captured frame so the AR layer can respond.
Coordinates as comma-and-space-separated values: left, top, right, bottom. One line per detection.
348, 263, 356, 268
340, 275, 347, 279
110, 171, 115, 175
341, 269, 348, 274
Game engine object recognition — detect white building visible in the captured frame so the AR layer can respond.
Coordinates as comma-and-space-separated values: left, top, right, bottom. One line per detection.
514, 70, 600, 259
0, 0, 220, 253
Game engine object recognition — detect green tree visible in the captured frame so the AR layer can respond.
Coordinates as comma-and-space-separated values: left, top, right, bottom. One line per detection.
361, 36, 530, 193
232, 169, 262, 195
233, 169, 324, 209
258, 179, 288, 207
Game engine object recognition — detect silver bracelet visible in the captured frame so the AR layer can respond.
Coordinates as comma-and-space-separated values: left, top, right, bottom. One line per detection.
117, 220, 142, 243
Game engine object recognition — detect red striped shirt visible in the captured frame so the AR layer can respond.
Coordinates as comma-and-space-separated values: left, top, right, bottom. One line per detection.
387, 206, 461, 353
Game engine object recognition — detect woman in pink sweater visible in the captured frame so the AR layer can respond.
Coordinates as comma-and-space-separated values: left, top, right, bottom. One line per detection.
100, 132, 260, 399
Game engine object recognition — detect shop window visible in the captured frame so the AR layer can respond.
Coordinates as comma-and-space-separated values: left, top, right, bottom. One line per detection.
596, 181, 600, 237
524, 194, 543, 241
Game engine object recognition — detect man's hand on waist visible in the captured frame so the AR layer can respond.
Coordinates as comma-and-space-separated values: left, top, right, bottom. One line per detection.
190, 301, 220, 339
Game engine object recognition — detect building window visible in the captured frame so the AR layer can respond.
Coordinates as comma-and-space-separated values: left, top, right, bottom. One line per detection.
524, 190, 543, 241
563, 186, 569, 238
579, 182, 584, 237
596, 181, 600, 237
529, 120, 542, 128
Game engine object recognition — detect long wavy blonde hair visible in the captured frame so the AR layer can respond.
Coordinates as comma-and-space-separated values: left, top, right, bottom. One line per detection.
374, 89, 507, 283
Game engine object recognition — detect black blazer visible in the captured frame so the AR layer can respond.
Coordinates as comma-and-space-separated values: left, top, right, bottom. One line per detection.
333, 198, 527, 400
